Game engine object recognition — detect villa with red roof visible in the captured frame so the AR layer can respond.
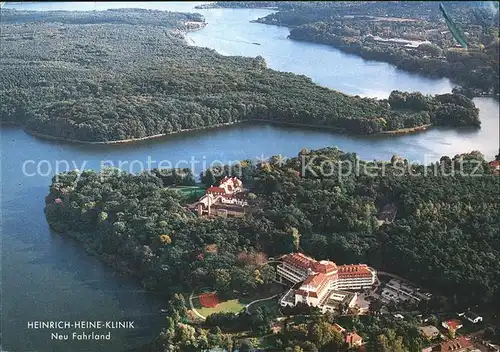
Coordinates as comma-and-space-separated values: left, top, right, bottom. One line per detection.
190, 177, 248, 217
278, 252, 376, 311
346, 332, 363, 348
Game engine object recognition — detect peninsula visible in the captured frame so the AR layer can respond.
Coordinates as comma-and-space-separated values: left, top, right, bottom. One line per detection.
45, 148, 500, 351
0, 8, 481, 143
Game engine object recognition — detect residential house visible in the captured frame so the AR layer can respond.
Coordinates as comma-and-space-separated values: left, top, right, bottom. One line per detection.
346, 332, 363, 348
419, 325, 440, 340
377, 203, 398, 224
464, 311, 483, 324
431, 336, 474, 352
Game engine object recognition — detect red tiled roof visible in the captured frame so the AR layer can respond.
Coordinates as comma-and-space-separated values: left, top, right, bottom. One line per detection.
331, 323, 346, 334
346, 332, 363, 345
303, 273, 327, 288
436, 336, 472, 352
219, 176, 241, 186
206, 186, 226, 194
444, 320, 462, 331
313, 260, 337, 274
338, 264, 372, 278
282, 253, 318, 271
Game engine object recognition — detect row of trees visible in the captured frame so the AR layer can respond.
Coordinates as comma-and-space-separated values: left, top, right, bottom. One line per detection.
1, 9, 482, 141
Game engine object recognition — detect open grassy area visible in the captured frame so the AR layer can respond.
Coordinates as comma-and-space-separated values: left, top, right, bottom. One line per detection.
171, 185, 206, 198
192, 297, 246, 317
191, 283, 287, 318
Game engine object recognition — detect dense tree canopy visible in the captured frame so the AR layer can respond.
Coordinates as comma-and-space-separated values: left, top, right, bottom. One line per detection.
45, 148, 499, 309
0, 8, 482, 142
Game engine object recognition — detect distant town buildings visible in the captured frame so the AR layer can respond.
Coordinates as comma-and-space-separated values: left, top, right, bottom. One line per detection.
189, 177, 248, 217
277, 253, 376, 312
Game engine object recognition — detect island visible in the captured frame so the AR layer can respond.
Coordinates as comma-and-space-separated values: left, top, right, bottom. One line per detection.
0, 8, 481, 143
205, 1, 500, 98
45, 148, 500, 351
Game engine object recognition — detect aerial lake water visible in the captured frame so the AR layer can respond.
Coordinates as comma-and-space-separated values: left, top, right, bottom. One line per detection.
1, 2, 498, 351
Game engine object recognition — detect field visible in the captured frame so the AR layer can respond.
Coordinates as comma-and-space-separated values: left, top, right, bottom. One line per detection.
191, 283, 286, 318
171, 185, 206, 198
192, 296, 245, 316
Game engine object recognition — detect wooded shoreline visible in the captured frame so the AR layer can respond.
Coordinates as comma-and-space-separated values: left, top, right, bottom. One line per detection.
19, 119, 439, 145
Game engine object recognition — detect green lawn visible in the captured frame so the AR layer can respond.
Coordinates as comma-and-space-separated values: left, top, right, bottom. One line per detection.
173, 186, 206, 197
192, 297, 245, 317
191, 283, 286, 318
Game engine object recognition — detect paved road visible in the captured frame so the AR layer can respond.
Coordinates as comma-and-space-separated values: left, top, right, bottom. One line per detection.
245, 294, 280, 314
189, 291, 206, 321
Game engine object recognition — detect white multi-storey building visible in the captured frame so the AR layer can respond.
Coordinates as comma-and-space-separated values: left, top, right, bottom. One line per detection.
278, 253, 376, 309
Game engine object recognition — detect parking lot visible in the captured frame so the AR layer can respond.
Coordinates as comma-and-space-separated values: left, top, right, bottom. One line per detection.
380, 279, 432, 303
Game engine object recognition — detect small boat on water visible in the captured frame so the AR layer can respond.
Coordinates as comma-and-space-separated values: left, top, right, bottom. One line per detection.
252, 42, 261, 46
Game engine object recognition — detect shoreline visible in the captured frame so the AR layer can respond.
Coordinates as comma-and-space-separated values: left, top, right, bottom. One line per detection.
23, 121, 244, 145
250, 18, 496, 99
19, 120, 438, 145
379, 123, 433, 135
52, 227, 167, 298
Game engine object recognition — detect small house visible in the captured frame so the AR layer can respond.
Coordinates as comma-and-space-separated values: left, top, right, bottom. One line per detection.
464, 311, 482, 324
346, 332, 363, 348
419, 325, 440, 340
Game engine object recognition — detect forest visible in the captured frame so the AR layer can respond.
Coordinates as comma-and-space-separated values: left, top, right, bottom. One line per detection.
211, 1, 500, 97
0, 8, 481, 142
45, 148, 500, 351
